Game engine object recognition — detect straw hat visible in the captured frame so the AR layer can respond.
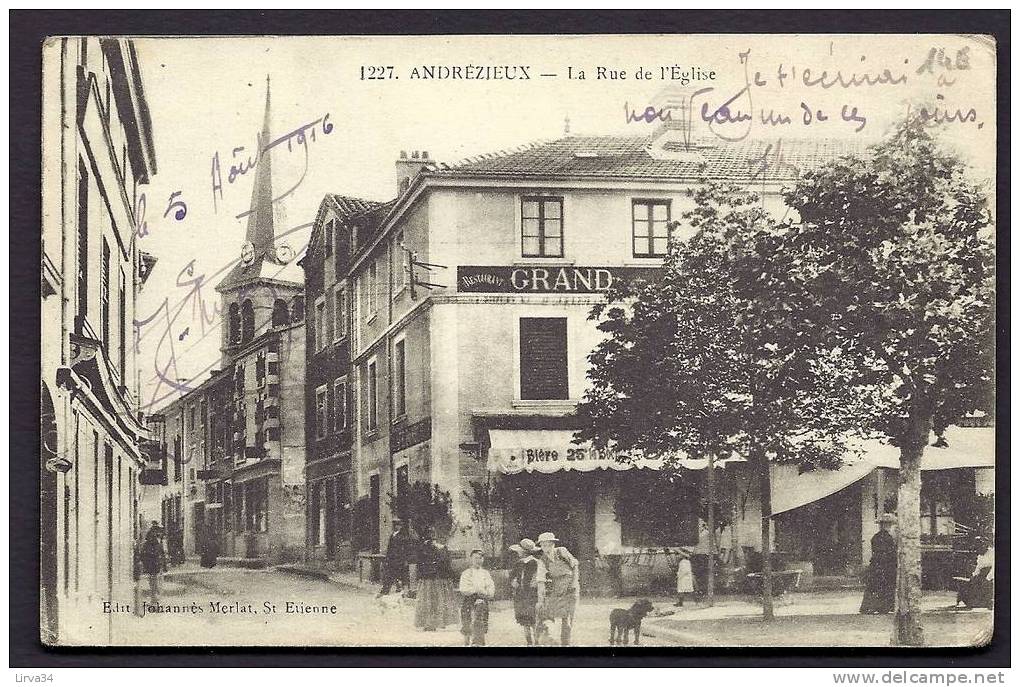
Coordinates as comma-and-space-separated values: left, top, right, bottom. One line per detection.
536, 532, 560, 544
520, 538, 539, 554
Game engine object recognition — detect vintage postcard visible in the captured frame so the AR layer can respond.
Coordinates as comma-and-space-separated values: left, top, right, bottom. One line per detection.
39, 32, 996, 649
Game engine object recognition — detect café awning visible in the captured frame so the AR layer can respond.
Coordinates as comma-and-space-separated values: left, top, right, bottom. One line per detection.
486, 429, 664, 474
770, 459, 876, 515
771, 427, 995, 515
856, 427, 995, 471
485, 429, 746, 474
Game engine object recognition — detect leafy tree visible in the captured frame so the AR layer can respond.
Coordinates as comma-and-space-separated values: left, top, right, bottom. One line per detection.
781, 119, 995, 645
389, 480, 456, 542
577, 181, 881, 620
464, 475, 510, 562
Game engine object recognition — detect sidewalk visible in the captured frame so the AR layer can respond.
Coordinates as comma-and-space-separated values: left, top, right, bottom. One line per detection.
272, 563, 962, 619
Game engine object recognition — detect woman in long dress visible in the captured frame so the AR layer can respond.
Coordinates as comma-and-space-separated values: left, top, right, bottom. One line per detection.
510, 539, 541, 645
536, 532, 580, 646
860, 514, 897, 614
414, 533, 459, 631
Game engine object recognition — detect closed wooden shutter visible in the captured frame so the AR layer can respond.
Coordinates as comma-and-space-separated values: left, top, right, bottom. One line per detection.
519, 317, 568, 400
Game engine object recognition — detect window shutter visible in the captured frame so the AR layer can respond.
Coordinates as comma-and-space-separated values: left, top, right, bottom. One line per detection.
519, 318, 568, 400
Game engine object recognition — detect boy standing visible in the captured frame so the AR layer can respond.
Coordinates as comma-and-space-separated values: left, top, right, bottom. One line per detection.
458, 549, 495, 646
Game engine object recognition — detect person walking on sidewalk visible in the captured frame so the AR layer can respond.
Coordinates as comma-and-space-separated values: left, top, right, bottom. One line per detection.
414, 529, 459, 631
458, 549, 495, 646
378, 518, 413, 597
860, 513, 897, 614
536, 532, 580, 646
139, 526, 168, 606
510, 539, 541, 645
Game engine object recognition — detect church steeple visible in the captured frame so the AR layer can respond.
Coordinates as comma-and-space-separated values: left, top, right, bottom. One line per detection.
217, 76, 296, 293
244, 75, 278, 258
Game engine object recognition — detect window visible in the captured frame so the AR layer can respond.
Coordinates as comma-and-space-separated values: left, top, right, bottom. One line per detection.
101, 239, 110, 346
334, 221, 346, 273
396, 464, 409, 500
228, 303, 241, 344
315, 386, 328, 439
271, 299, 289, 327
367, 360, 378, 430
334, 288, 347, 341
393, 339, 406, 417
521, 197, 563, 257
241, 300, 255, 344
76, 160, 89, 327
118, 270, 126, 381
315, 298, 326, 351
632, 200, 671, 257
333, 378, 347, 432
618, 472, 699, 547
519, 317, 569, 400
393, 232, 406, 294
324, 218, 334, 258
367, 259, 378, 316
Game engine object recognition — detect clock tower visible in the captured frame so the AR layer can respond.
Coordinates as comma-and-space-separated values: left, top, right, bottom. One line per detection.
216, 77, 304, 368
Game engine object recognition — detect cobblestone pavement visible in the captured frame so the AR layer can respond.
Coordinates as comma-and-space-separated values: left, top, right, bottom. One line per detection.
80, 566, 991, 648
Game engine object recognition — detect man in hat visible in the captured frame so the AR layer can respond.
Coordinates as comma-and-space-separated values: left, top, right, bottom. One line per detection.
458, 549, 495, 646
535, 532, 580, 646
860, 513, 897, 614
378, 517, 413, 596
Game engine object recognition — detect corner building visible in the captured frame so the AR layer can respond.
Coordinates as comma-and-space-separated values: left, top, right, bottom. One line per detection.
311, 136, 857, 584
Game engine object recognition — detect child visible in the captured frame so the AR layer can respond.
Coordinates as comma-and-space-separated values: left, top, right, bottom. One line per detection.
458, 549, 495, 646
675, 549, 694, 607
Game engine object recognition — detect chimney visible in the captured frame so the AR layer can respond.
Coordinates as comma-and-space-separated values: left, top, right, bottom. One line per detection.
395, 149, 432, 194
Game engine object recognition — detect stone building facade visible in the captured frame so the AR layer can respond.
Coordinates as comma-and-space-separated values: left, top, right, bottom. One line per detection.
41, 37, 158, 644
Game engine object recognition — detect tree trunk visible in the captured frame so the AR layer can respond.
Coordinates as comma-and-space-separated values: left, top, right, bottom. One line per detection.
706, 453, 716, 607
756, 451, 774, 621
730, 477, 743, 568
894, 415, 930, 646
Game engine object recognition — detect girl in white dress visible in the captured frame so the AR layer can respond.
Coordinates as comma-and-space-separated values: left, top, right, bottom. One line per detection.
675, 550, 694, 607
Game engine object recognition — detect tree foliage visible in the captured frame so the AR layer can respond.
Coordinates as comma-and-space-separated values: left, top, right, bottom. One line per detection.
389, 481, 456, 541
464, 475, 510, 560
781, 118, 995, 644
577, 179, 883, 619
576, 180, 883, 469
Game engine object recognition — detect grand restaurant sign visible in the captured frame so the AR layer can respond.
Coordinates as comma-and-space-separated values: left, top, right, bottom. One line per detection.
457, 265, 660, 294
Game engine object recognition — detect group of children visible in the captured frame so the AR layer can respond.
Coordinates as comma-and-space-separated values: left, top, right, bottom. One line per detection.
457, 531, 580, 647
457, 536, 695, 647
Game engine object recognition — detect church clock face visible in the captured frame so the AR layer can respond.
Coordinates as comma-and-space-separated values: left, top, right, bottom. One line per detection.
275, 244, 295, 264
240, 241, 256, 265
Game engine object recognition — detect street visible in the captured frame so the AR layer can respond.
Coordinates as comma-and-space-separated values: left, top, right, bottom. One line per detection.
82, 566, 992, 648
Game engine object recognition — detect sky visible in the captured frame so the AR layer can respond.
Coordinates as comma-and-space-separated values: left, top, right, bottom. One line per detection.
129, 34, 997, 413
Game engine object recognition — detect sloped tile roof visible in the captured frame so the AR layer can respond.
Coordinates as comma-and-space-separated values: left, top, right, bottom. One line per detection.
435, 135, 865, 182
329, 194, 387, 219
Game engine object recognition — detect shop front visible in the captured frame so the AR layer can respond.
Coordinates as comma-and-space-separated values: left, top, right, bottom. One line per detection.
306, 453, 355, 570
485, 428, 701, 593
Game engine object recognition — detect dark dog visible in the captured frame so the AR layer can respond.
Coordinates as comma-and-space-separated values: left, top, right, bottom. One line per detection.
608, 599, 655, 646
